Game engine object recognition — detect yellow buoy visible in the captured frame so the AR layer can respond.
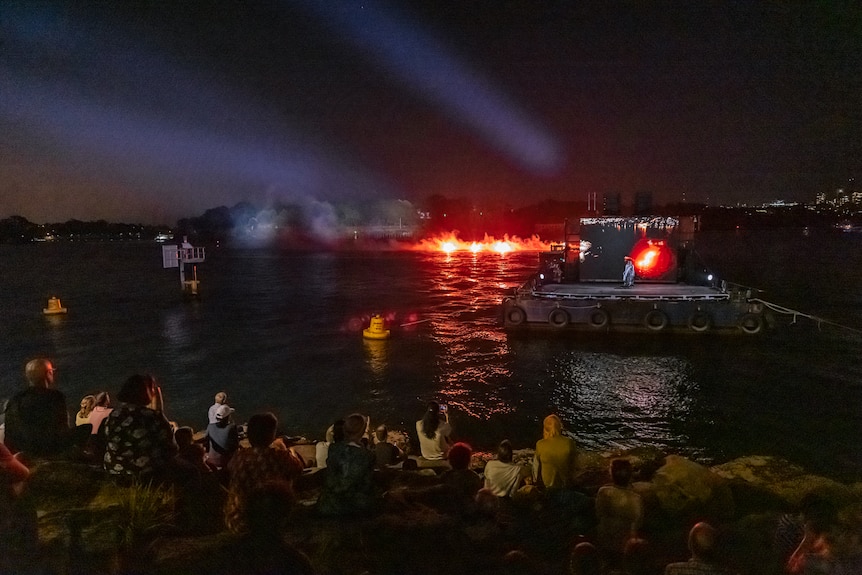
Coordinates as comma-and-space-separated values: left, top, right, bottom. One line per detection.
363, 314, 390, 340
43, 296, 68, 315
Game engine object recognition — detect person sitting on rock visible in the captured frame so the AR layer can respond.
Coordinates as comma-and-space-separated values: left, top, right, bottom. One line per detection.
174, 426, 211, 476
3, 358, 70, 457
102, 374, 178, 484
317, 413, 377, 516
533, 414, 579, 491
441, 441, 483, 516
76, 395, 96, 427
595, 458, 644, 570
664, 521, 737, 575
416, 401, 453, 463
224, 412, 304, 533
208, 391, 228, 425
205, 404, 239, 471
483, 439, 526, 498
372, 424, 404, 469
314, 419, 344, 469
87, 392, 113, 436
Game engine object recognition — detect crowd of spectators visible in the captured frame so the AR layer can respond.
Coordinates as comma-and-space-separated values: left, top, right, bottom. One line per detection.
2, 357, 862, 574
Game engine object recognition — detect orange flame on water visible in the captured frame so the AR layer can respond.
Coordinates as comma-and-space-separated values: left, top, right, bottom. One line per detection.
412, 232, 551, 254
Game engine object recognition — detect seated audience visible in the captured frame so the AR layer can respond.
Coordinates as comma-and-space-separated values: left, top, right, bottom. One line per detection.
174, 426, 211, 476
76, 395, 96, 426
314, 419, 344, 469
596, 459, 644, 569
3, 358, 70, 457
224, 412, 304, 533
483, 439, 525, 497
208, 391, 228, 425
317, 413, 377, 516
416, 401, 453, 462
205, 404, 239, 470
87, 392, 113, 435
533, 414, 578, 491
441, 442, 483, 505
372, 424, 404, 468
664, 521, 737, 575
102, 374, 178, 483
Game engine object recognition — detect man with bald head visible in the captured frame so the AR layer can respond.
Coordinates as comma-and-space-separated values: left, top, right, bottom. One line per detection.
664, 521, 737, 575
3, 358, 70, 457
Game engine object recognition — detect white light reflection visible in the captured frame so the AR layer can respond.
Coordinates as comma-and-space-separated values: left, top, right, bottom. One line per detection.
549, 352, 698, 451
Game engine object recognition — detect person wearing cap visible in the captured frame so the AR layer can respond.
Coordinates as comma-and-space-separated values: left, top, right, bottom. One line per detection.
205, 404, 239, 471
622, 255, 635, 288
208, 391, 228, 425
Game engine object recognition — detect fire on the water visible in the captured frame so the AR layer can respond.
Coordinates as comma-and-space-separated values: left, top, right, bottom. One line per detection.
411, 232, 551, 254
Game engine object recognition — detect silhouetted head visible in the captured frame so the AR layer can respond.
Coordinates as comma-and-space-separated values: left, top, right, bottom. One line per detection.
174, 426, 194, 448
375, 425, 388, 442
25, 358, 55, 389
247, 412, 279, 448
117, 374, 157, 406
610, 458, 633, 487
569, 541, 601, 575
688, 521, 718, 562
543, 414, 563, 439
343, 413, 367, 443
94, 391, 111, 408
448, 442, 473, 470
497, 439, 514, 463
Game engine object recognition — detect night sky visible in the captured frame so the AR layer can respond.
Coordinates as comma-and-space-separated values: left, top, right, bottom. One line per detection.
2, 1, 860, 224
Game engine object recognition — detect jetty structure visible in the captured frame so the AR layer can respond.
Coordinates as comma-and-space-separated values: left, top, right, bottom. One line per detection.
501, 216, 769, 334
162, 237, 206, 297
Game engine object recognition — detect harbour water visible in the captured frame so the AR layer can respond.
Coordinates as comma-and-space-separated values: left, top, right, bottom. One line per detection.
2, 228, 861, 480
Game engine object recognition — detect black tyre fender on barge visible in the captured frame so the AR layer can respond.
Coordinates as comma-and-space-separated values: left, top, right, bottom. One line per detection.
548, 308, 569, 328
687, 310, 713, 332
644, 309, 669, 331
738, 313, 764, 335
505, 305, 527, 326
588, 308, 609, 329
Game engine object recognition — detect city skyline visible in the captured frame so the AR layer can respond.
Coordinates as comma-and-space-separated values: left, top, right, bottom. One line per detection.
3, 1, 860, 224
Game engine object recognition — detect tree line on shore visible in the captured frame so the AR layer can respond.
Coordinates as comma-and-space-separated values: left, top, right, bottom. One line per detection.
1, 197, 855, 245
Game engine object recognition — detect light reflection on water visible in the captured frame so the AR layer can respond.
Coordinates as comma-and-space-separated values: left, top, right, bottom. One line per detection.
549, 353, 697, 452
2, 236, 862, 478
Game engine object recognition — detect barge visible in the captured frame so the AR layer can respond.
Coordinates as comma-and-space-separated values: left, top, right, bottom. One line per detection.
501, 216, 769, 334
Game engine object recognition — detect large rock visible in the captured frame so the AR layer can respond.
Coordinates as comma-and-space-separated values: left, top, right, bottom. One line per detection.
711, 456, 853, 509
652, 455, 735, 521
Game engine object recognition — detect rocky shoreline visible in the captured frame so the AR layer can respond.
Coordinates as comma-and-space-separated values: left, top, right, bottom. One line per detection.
15, 442, 862, 575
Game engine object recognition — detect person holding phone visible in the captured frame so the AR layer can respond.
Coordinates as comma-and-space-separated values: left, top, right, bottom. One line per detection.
416, 401, 453, 462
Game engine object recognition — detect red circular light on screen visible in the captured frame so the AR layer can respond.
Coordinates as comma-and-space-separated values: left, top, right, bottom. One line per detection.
629, 239, 676, 280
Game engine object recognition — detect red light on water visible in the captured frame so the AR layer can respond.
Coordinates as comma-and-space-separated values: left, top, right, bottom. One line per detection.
630, 238, 676, 279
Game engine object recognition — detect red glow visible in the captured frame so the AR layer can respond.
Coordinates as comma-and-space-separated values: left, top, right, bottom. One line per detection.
630, 238, 677, 280
413, 232, 550, 254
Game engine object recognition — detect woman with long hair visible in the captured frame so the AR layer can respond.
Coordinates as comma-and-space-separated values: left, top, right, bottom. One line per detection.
102, 374, 177, 483
415, 401, 452, 461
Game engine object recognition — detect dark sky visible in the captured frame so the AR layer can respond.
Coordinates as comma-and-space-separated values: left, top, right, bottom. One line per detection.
2, 1, 860, 224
